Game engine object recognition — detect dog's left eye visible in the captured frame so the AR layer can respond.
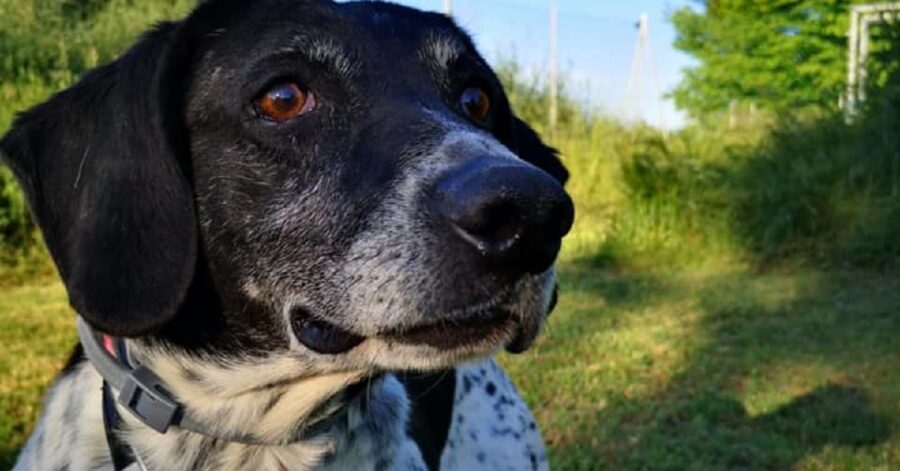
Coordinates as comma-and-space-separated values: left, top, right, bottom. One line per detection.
460, 87, 491, 124
254, 82, 316, 122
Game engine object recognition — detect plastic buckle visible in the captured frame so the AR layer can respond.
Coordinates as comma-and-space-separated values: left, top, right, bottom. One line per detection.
118, 366, 181, 434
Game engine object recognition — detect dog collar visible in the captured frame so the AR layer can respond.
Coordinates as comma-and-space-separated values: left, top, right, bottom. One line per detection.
77, 318, 224, 438
79, 317, 373, 471
78, 317, 366, 436
77, 317, 334, 445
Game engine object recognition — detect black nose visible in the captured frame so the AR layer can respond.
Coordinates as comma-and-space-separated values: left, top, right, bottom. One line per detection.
432, 160, 574, 274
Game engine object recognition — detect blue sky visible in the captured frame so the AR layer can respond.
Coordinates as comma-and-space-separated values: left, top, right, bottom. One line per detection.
382, 0, 699, 129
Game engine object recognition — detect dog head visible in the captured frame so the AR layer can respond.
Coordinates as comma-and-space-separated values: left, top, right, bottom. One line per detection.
0, 0, 573, 373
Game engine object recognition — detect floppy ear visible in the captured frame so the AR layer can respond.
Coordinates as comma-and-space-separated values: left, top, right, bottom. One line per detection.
509, 116, 569, 185
0, 22, 197, 337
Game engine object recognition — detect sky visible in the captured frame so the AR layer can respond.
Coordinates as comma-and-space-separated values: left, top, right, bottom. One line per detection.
379, 0, 700, 129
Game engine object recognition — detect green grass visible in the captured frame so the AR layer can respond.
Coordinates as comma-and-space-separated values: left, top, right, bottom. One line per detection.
502, 264, 900, 470
0, 282, 74, 468
1, 3, 900, 470
1, 265, 898, 470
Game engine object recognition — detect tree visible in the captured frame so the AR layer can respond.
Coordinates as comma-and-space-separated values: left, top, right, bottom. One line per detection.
670, 1, 853, 118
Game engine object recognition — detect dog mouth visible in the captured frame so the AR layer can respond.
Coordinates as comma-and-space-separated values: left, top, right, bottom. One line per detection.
378, 310, 516, 349
290, 307, 516, 355
290, 314, 367, 355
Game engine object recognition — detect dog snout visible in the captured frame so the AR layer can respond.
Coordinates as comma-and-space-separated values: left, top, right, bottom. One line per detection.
431, 159, 574, 275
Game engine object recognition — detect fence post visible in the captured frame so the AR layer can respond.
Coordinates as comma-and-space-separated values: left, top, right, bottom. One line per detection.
548, 1, 559, 139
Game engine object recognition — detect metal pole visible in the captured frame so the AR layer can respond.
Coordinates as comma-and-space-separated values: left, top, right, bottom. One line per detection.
624, 14, 648, 124
845, 4, 900, 117
860, 16, 873, 105
641, 14, 665, 131
548, 1, 559, 138
636, 15, 646, 124
846, 9, 860, 114
444, 0, 452, 17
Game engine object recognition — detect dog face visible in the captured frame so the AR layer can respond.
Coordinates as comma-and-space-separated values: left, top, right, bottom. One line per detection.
1, 0, 573, 373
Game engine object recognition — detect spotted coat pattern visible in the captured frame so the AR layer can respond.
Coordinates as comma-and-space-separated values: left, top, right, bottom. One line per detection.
441, 360, 549, 471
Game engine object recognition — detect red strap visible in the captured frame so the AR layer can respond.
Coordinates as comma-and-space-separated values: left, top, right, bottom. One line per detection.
102, 335, 117, 358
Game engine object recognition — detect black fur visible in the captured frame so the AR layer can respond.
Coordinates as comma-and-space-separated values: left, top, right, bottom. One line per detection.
59, 344, 86, 377
0, 23, 198, 337
400, 372, 457, 470
510, 116, 569, 185
1, 0, 569, 347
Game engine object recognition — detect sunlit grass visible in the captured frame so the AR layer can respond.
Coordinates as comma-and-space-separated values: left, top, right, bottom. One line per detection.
501, 267, 900, 470
0, 282, 74, 468
2, 268, 898, 469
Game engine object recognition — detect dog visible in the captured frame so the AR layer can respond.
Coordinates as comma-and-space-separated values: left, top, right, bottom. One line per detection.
1, 0, 574, 469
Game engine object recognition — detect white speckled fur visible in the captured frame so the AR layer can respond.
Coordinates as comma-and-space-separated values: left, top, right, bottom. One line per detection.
13, 364, 109, 471
441, 360, 549, 471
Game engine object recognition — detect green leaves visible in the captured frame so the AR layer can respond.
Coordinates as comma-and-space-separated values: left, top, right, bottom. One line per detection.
0, 167, 30, 256
671, 1, 852, 117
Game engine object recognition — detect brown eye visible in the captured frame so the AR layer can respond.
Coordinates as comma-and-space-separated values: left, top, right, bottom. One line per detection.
255, 82, 315, 122
460, 87, 491, 124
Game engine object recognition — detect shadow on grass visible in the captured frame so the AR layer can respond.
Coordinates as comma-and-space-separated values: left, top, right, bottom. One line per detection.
0, 451, 18, 471
541, 267, 897, 470
577, 384, 891, 470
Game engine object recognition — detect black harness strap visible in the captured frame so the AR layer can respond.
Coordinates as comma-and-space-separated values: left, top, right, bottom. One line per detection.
103, 380, 138, 471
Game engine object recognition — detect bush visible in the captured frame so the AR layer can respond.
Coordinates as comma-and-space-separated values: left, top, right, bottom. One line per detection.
0, 167, 30, 258
601, 107, 900, 270
729, 111, 900, 268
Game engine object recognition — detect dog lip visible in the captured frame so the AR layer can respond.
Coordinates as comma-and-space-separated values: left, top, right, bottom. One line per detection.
504, 327, 531, 354
376, 309, 517, 349
291, 314, 366, 355
293, 312, 515, 355
291, 289, 520, 355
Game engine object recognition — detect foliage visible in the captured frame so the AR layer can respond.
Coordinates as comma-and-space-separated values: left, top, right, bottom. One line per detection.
0, 0, 196, 129
728, 110, 900, 267
670, 1, 900, 118
0, 167, 29, 257
561, 107, 900, 270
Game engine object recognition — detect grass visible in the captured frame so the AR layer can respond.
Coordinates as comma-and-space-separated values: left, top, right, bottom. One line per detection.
1, 2, 900, 470
0, 282, 74, 468
502, 264, 899, 470
1, 264, 898, 470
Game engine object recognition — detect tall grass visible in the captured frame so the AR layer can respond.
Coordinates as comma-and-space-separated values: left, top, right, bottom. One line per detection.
497, 62, 752, 269
730, 108, 900, 268
497, 60, 900, 271
0, 0, 196, 131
